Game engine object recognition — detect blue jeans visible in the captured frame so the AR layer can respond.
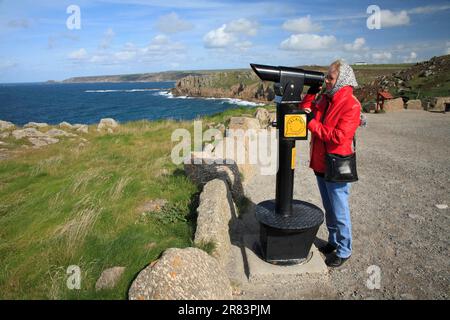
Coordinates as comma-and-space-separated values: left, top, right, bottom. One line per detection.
316, 175, 352, 258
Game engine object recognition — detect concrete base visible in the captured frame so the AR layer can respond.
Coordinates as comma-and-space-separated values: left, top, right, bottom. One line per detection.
243, 235, 328, 283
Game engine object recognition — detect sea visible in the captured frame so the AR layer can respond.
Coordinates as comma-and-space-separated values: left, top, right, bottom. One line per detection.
0, 81, 263, 125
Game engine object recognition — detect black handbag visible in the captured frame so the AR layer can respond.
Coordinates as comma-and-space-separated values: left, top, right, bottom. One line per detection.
321, 100, 358, 183
324, 137, 358, 183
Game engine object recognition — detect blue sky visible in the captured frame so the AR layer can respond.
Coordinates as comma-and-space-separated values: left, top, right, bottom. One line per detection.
0, 0, 449, 82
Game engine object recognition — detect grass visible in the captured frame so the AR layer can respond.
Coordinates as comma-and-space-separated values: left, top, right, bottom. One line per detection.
0, 105, 270, 299
0, 120, 201, 299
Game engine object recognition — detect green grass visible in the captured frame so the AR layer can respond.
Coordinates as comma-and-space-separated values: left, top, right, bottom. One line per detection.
0, 120, 202, 299
0, 105, 267, 299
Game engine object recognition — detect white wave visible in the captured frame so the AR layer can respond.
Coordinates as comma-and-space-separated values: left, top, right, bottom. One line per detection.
221, 98, 265, 107
157, 92, 265, 106
85, 88, 162, 93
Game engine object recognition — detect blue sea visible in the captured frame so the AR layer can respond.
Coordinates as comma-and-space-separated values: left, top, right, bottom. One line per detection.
0, 82, 262, 125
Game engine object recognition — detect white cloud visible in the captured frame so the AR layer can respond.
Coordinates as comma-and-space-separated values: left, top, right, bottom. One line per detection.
203, 25, 235, 48
446, 47, 450, 55
403, 51, 418, 63
68, 48, 88, 60
225, 18, 258, 36
280, 34, 336, 51
344, 37, 367, 51
145, 34, 184, 53
372, 51, 392, 61
203, 18, 258, 49
155, 12, 193, 34
408, 5, 450, 14
100, 28, 115, 49
282, 15, 322, 33
380, 10, 410, 28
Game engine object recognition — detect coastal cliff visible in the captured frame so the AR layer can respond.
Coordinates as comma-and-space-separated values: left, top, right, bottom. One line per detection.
171, 71, 275, 102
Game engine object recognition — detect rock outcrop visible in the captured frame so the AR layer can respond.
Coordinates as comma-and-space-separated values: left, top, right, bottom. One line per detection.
171, 72, 275, 102
0, 120, 15, 131
95, 267, 126, 291
406, 99, 423, 110
24, 122, 48, 129
384, 97, 404, 112
194, 179, 234, 266
12, 128, 46, 139
128, 247, 232, 300
98, 118, 119, 131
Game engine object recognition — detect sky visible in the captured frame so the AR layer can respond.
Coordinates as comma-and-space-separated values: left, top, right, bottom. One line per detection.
0, 0, 449, 82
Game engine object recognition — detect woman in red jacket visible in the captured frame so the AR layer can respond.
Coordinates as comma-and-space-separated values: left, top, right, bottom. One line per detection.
300, 60, 361, 267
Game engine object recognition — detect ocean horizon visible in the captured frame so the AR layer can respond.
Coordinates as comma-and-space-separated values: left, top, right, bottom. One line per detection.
0, 81, 264, 126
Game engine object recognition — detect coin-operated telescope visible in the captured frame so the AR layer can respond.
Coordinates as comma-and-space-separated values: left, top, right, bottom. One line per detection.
250, 63, 325, 265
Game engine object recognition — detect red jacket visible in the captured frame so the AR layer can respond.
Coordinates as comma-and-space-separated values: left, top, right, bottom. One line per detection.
299, 86, 361, 173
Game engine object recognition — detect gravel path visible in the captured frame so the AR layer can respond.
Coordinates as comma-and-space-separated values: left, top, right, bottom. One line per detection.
239, 110, 449, 300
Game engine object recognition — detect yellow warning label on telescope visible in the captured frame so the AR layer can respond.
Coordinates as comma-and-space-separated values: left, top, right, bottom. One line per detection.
284, 114, 307, 138
291, 147, 296, 169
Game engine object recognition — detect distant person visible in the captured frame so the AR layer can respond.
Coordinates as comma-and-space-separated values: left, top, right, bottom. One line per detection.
299, 60, 361, 267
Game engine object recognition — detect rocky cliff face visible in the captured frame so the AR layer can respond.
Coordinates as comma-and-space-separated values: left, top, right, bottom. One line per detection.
171, 71, 275, 102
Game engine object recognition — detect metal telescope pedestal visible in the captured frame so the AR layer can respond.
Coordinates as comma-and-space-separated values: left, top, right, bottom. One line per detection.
255, 101, 324, 266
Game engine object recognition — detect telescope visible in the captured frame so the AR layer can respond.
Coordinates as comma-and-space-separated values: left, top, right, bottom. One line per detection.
250, 64, 324, 103
251, 63, 325, 265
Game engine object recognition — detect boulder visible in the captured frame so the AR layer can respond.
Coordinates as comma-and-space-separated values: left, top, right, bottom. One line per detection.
76, 125, 89, 134
24, 122, 48, 129
128, 247, 232, 300
406, 99, 423, 110
12, 128, 46, 139
95, 267, 126, 291
383, 97, 404, 112
45, 129, 77, 137
428, 97, 450, 112
28, 136, 59, 147
184, 151, 244, 202
59, 121, 73, 129
228, 117, 260, 131
194, 179, 234, 266
254, 108, 270, 128
98, 118, 119, 130
0, 120, 15, 131
0, 132, 9, 139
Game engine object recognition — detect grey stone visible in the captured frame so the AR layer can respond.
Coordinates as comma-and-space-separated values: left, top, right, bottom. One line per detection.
45, 129, 77, 137
128, 247, 232, 300
12, 128, 46, 139
406, 99, 423, 110
95, 266, 126, 291
228, 117, 260, 131
0, 132, 10, 139
24, 122, 48, 128
28, 136, 59, 147
254, 108, 270, 128
59, 121, 73, 129
0, 120, 15, 131
384, 98, 404, 112
98, 118, 119, 130
194, 179, 234, 266
184, 151, 244, 202
76, 125, 89, 134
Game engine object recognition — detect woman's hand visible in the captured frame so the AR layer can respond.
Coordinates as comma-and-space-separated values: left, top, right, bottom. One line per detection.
304, 108, 315, 122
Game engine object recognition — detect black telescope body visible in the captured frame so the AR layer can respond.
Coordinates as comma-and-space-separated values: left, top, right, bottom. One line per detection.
251, 63, 325, 265
251, 64, 324, 103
